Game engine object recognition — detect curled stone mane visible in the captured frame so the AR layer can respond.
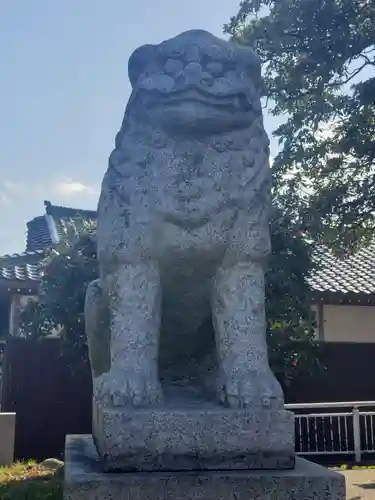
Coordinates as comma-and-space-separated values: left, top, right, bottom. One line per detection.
105, 111, 271, 222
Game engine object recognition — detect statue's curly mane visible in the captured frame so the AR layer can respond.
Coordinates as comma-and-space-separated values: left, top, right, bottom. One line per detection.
104, 111, 270, 216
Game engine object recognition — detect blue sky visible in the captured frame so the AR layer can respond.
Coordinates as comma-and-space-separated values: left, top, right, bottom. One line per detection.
0, 1, 281, 256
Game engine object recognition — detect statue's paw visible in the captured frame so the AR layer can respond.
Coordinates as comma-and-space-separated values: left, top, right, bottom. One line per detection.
219, 368, 284, 410
94, 369, 163, 408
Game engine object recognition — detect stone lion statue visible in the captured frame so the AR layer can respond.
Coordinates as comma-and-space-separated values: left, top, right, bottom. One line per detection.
85, 29, 284, 410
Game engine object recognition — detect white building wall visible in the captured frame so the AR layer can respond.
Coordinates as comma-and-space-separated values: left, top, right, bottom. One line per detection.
322, 304, 375, 342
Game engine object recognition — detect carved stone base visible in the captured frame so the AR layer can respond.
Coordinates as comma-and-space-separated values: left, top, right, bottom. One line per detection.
92, 398, 295, 472
64, 435, 346, 500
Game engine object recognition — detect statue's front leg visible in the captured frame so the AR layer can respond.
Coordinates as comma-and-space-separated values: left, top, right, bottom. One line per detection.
212, 260, 284, 410
94, 261, 163, 408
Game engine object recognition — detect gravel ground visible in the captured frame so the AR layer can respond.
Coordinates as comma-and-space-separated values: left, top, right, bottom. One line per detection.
339, 469, 375, 499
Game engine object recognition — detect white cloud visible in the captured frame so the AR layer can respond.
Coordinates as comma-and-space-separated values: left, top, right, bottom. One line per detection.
0, 193, 11, 206
3, 180, 25, 193
54, 179, 98, 197
0, 177, 99, 205
0, 180, 25, 205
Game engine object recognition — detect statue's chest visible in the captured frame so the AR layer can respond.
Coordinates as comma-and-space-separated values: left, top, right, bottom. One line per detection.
151, 157, 240, 204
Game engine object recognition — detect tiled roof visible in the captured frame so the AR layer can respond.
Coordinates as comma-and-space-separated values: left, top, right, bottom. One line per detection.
2, 200, 97, 284
307, 243, 375, 296
3, 200, 375, 296
44, 200, 97, 241
0, 251, 45, 282
26, 216, 52, 251
26, 200, 97, 252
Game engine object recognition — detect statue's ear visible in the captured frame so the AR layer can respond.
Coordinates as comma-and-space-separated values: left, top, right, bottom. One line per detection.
128, 44, 156, 87
236, 43, 263, 94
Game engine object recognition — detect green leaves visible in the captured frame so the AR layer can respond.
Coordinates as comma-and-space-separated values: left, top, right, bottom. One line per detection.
226, 0, 375, 252
20, 219, 98, 360
266, 210, 319, 386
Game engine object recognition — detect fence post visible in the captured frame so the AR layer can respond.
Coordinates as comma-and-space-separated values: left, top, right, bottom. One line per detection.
353, 407, 361, 462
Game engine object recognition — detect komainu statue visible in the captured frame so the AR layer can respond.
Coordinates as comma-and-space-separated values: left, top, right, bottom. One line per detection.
85, 29, 284, 411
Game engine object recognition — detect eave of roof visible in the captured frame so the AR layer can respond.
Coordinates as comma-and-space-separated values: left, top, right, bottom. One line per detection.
25, 200, 97, 252
44, 200, 97, 219
0, 250, 44, 289
3, 201, 375, 299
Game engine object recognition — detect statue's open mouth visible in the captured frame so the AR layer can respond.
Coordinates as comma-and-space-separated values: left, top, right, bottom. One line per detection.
153, 89, 253, 112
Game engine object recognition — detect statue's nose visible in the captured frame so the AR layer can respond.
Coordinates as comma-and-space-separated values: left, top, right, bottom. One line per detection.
183, 62, 203, 85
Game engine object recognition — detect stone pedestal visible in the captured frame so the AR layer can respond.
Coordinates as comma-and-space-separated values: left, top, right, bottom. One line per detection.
64, 435, 346, 500
0, 412, 16, 466
92, 399, 295, 471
